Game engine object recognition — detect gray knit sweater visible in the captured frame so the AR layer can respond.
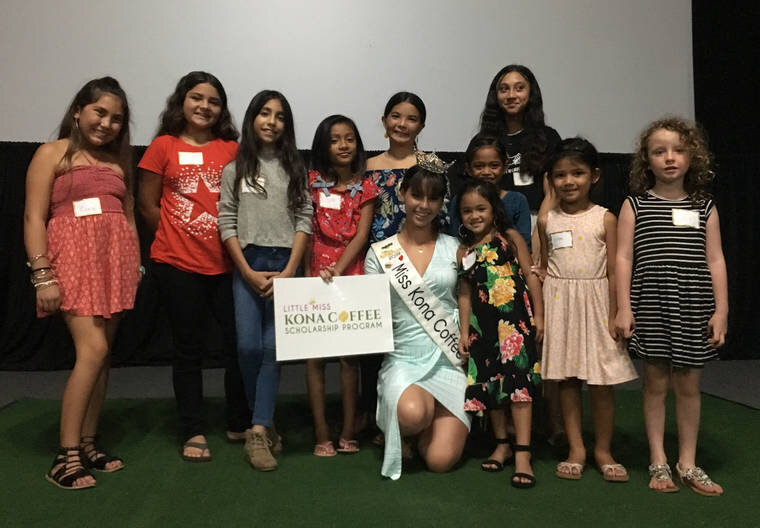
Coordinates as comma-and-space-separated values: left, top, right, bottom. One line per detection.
218, 153, 312, 248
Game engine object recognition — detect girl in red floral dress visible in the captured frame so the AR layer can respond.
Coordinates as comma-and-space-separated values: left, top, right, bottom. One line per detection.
304, 115, 380, 456
457, 179, 543, 488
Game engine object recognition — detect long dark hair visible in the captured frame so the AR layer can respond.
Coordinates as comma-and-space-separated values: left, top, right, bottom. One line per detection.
479, 64, 550, 177
383, 92, 427, 124
399, 164, 447, 233
155, 71, 238, 141
310, 114, 366, 183
235, 90, 306, 211
57, 76, 132, 186
456, 179, 512, 246
465, 134, 508, 166
545, 137, 600, 176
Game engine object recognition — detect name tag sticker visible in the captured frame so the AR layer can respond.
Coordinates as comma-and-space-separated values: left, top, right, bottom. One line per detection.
178, 151, 204, 165
462, 250, 476, 270
319, 192, 342, 210
512, 170, 534, 186
241, 176, 265, 194
550, 230, 573, 250
73, 197, 102, 217
672, 209, 699, 229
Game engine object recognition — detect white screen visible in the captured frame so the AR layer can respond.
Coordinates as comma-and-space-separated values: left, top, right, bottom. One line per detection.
0, 0, 693, 152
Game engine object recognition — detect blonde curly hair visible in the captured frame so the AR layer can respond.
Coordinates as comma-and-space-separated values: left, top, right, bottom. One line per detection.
629, 116, 714, 202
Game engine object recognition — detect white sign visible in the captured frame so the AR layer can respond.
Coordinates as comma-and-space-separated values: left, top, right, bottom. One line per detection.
273, 275, 394, 361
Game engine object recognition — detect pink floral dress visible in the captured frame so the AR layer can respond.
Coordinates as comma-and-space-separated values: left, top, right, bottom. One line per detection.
461, 234, 541, 415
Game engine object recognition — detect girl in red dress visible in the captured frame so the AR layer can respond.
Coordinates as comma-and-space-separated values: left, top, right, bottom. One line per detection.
24, 77, 140, 489
305, 115, 379, 456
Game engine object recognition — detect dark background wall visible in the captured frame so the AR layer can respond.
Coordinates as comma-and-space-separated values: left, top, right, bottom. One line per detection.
691, 1, 760, 359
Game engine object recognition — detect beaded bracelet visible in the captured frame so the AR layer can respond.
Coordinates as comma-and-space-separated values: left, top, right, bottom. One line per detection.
33, 279, 59, 290
30, 269, 55, 285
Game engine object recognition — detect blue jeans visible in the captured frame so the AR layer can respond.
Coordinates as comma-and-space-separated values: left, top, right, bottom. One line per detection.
232, 245, 291, 427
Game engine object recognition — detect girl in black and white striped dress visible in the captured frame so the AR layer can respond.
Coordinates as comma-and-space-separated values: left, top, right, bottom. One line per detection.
615, 117, 726, 497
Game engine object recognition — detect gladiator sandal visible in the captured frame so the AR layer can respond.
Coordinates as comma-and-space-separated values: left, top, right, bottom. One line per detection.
80, 435, 124, 473
45, 446, 95, 490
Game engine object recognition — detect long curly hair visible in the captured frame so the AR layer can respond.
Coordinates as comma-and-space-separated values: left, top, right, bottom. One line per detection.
630, 116, 714, 202
455, 179, 513, 246
57, 76, 132, 188
234, 90, 306, 212
479, 64, 549, 177
155, 71, 238, 141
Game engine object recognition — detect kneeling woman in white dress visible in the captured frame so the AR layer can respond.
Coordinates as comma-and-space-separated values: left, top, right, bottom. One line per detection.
365, 154, 471, 480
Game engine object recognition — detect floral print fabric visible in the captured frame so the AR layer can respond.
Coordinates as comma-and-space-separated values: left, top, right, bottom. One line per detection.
461, 234, 540, 415
368, 168, 450, 243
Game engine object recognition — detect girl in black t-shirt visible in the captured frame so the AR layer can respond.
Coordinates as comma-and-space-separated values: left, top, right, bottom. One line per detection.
479, 64, 565, 448
479, 64, 560, 212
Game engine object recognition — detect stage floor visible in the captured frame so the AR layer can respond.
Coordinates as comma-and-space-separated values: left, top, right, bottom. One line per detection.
2, 360, 758, 410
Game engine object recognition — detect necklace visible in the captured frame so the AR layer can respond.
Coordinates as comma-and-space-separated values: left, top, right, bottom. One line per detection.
400, 232, 431, 253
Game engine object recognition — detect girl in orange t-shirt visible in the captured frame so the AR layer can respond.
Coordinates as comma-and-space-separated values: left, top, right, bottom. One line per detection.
138, 71, 250, 462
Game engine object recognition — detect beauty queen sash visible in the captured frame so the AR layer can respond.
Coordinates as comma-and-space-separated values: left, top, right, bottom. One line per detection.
371, 235, 463, 366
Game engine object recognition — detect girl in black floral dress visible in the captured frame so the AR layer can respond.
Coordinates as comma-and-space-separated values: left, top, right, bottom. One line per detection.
457, 179, 544, 488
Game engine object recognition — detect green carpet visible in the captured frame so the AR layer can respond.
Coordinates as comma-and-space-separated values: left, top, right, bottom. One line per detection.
0, 392, 756, 527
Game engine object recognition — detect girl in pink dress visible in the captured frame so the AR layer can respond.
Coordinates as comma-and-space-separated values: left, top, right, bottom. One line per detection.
538, 137, 637, 483
24, 77, 141, 489
305, 115, 379, 456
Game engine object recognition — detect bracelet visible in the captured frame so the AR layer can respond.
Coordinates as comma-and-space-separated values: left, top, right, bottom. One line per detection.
34, 279, 59, 290
26, 254, 48, 267
138, 265, 146, 276
31, 266, 52, 274
31, 270, 55, 285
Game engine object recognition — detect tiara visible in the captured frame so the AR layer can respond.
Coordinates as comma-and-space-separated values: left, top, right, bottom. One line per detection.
415, 150, 454, 174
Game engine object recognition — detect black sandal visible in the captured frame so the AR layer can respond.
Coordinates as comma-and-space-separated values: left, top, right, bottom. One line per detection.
511, 444, 536, 489
481, 438, 513, 472
45, 446, 95, 490
80, 435, 124, 473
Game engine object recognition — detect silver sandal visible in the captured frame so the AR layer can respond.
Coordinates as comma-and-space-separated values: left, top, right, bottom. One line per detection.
675, 463, 722, 496
648, 463, 679, 493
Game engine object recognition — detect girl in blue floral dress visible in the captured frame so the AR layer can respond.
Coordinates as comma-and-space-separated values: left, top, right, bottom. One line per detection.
359, 92, 429, 438
457, 179, 544, 488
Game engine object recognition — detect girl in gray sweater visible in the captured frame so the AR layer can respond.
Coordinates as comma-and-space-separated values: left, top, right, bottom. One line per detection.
218, 90, 312, 471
